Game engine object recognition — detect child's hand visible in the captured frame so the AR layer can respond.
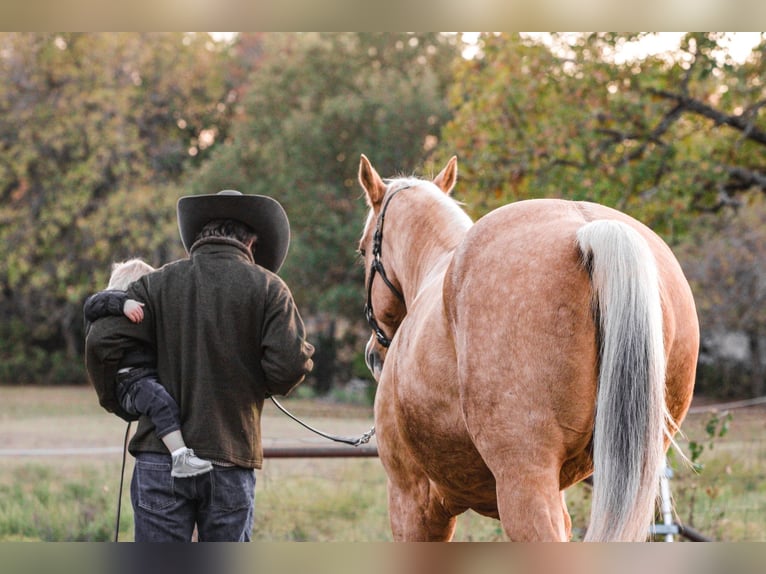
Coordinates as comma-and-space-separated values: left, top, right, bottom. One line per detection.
123, 299, 145, 323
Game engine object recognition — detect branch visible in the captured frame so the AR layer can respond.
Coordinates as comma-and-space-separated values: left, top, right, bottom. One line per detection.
724, 165, 766, 190
648, 88, 766, 146
623, 103, 685, 163
592, 104, 685, 167
690, 164, 766, 213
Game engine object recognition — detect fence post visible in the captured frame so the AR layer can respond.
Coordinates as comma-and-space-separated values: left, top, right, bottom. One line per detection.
649, 457, 679, 541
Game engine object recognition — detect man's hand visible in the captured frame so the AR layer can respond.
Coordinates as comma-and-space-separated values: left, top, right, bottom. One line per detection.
123, 299, 145, 323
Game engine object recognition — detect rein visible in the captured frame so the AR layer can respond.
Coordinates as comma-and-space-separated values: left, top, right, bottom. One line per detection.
113, 397, 374, 543
270, 185, 411, 449
364, 185, 409, 348
269, 396, 375, 447
268, 186, 411, 448
114, 421, 132, 542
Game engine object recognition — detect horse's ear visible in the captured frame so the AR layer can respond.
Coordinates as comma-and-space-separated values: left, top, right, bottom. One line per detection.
358, 154, 387, 207
433, 156, 458, 195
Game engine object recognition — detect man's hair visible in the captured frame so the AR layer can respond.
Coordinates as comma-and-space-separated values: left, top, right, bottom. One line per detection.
107, 258, 155, 290
195, 219, 258, 247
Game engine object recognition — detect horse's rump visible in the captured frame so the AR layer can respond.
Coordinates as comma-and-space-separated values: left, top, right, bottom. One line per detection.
443, 198, 696, 541
444, 199, 600, 486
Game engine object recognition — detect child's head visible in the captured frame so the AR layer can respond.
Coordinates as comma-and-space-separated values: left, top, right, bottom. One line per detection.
107, 258, 155, 290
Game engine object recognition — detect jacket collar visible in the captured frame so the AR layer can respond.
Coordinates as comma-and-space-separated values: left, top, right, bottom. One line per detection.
189, 236, 255, 265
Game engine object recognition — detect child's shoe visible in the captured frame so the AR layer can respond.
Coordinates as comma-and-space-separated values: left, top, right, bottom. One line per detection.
171, 448, 213, 478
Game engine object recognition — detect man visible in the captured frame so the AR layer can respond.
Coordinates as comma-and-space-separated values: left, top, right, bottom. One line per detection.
86, 190, 315, 542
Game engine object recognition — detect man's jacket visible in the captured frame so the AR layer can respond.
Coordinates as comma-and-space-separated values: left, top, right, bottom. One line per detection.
85, 237, 314, 468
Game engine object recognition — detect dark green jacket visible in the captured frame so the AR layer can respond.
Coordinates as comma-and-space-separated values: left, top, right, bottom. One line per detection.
85, 237, 314, 468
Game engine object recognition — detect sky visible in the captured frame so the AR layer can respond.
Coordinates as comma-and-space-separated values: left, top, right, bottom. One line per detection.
470, 32, 762, 63
208, 32, 762, 64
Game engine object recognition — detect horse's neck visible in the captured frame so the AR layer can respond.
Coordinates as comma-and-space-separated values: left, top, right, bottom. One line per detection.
390, 202, 471, 301
408, 251, 456, 302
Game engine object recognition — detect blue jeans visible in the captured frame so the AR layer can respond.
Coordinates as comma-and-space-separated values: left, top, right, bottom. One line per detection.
131, 452, 256, 542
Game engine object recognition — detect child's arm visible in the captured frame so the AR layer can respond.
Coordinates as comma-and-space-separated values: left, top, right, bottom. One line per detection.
84, 290, 145, 324
83, 290, 130, 323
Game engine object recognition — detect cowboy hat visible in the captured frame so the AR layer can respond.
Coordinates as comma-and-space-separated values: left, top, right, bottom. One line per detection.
177, 190, 290, 273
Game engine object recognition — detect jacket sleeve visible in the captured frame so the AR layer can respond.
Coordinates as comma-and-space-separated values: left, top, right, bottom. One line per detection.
84, 280, 155, 418
84, 315, 151, 420
83, 290, 130, 323
260, 281, 315, 397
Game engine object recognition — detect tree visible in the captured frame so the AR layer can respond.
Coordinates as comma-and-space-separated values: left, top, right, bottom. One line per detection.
0, 33, 235, 383
194, 33, 462, 316
440, 33, 766, 241
439, 33, 766, 397
678, 195, 766, 398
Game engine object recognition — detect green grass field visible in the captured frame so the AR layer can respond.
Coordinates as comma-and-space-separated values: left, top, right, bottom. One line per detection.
0, 386, 763, 541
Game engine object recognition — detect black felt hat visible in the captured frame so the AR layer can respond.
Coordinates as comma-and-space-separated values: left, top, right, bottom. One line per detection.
177, 190, 290, 273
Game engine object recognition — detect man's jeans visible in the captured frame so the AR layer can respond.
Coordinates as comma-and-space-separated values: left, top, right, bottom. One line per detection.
131, 452, 255, 542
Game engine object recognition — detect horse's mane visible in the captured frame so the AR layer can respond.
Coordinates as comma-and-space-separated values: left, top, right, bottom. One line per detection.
383, 176, 472, 230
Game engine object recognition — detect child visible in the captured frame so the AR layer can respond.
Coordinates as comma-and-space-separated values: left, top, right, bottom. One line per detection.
84, 258, 213, 478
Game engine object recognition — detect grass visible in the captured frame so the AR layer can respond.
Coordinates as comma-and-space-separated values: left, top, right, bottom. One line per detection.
254, 459, 389, 541
0, 386, 763, 541
662, 404, 766, 542
0, 464, 124, 541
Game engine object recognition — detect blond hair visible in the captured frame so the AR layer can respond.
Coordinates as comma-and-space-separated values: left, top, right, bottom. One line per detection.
107, 258, 155, 290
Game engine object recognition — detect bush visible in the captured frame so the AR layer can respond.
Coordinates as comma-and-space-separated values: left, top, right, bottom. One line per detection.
695, 360, 759, 400
0, 348, 85, 386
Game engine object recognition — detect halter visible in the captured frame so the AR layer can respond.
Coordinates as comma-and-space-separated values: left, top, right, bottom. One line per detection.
364, 185, 409, 348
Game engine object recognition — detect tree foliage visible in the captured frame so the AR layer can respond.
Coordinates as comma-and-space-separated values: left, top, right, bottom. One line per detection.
678, 195, 766, 398
441, 33, 766, 241
0, 33, 235, 383
0, 32, 763, 397
193, 32, 462, 314
439, 32, 766, 397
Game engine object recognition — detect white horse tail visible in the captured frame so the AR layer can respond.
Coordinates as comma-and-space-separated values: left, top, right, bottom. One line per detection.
577, 219, 667, 542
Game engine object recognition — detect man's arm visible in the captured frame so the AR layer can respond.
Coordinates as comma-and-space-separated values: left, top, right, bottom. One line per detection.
260, 283, 315, 397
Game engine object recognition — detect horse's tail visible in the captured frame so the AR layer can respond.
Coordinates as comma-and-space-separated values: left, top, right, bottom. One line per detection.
577, 219, 668, 542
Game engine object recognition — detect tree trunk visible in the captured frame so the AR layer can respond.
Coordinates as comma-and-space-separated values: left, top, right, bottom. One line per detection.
748, 331, 765, 397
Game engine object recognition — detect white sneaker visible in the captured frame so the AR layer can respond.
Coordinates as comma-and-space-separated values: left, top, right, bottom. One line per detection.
171, 448, 213, 478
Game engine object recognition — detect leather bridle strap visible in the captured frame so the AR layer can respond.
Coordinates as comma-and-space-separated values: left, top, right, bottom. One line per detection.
364, 185, 409, 348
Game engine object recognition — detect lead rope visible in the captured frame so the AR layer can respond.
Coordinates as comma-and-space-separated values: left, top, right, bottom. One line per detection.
269, 396, 375, 447
114, 421, 132, 542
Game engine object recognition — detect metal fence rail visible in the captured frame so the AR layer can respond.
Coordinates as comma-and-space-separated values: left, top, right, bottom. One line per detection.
4, 396, 761, 541
255, 397, 766, 542
264, 445, 379, 458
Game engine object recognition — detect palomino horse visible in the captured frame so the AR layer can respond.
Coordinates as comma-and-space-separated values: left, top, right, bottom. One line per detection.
357, 155, 698, 541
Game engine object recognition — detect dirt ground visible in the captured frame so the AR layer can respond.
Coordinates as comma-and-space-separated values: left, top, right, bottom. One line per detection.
1, 385, 762, 451
0, 386, 375, 452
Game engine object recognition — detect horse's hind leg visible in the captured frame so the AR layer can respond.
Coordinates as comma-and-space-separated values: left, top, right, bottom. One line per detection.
561, 491, 573, 540
386, 475, 457, 541
493, 464, 571, 541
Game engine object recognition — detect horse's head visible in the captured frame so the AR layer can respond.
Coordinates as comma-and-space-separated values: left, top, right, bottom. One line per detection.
357, 154, 458, 379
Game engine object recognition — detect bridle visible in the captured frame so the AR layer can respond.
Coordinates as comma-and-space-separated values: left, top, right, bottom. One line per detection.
364, 185, 409, 348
